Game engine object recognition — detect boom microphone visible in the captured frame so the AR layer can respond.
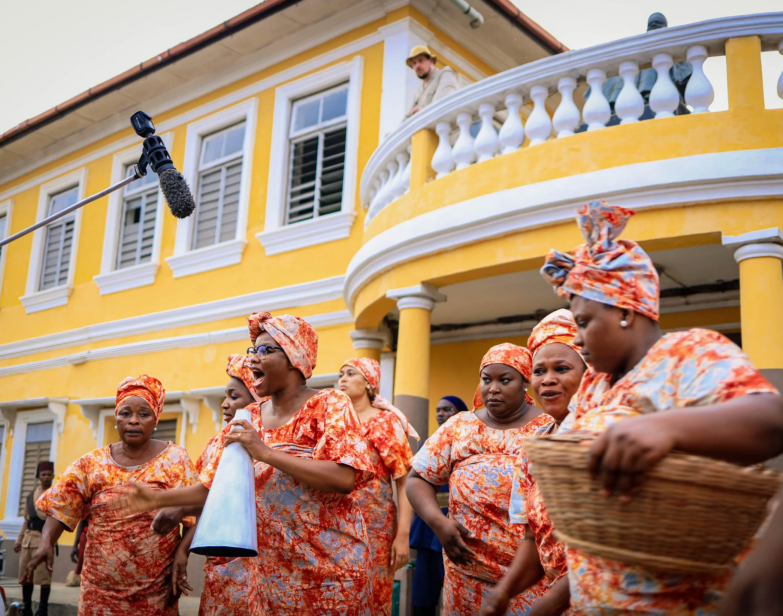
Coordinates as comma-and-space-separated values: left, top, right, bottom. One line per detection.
131, 111, 196, 219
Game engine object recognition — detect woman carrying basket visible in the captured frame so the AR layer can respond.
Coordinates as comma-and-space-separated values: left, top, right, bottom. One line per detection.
481, 309, 586, 616
535, 201, 783, 615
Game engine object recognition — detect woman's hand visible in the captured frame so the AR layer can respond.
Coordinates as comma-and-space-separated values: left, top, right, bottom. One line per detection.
13, 544, 21, 554
480, 585, 511, 616
390, 533, 410, 570
224, 419, 270, 462
70, 546, 79, 564
20, 543, 54, 584
151, 507, 184, 534
588, 415, 676, 500
109, 484, 161, 514
434, 518, 475, 565
171, 548, 192, 597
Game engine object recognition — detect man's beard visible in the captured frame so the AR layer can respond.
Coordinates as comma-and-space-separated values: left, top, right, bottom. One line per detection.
417, 69, 431, 80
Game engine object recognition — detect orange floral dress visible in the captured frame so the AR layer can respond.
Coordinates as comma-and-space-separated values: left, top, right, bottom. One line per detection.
37, 443, 199, 616
412, 411, 553, 616
354, 410, 415, 616
200, 389, 374, 615
561, 328, 778, 615
194, 431, 263, 616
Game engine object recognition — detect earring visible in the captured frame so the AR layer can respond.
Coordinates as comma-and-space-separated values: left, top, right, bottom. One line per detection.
114, 425, 118, 430
620, 320, 628, 328
154, 426, 157, 432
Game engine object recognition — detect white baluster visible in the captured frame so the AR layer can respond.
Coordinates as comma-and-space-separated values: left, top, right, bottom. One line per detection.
778, 41, 783, 100
383, 160, 399, 207
615, 61, 644, 124
685, 45, 713, 113
367, 170, 390, 220
498, 93, 525, 154
400, 146, 412, 195
366, 178, 381, 210
583, 68, 611, 131
526, 85, 552, 146
432, 121, 455, 178
452, 112, 476, 170
552, 76, 580, 138
650, 53, 679, 118
474, 103, 500, 162
388, 151, 410, 201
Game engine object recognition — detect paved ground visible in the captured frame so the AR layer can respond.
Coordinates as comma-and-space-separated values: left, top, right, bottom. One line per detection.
1, 582, 201, 616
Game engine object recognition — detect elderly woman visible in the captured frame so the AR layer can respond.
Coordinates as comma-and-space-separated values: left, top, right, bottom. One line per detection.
22, 376, 199, 616
175, 354, 264, 616
338, 357, 419, 616
481, 310, 586, 616
539, 201, 783, 615
121, 313, 374, 616
406, 343, 553, 616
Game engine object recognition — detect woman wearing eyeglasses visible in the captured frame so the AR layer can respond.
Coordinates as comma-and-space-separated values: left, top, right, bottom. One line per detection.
115, 312, 375, 616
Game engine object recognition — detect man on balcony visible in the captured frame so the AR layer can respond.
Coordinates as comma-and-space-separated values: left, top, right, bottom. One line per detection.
406, 46, 460, 118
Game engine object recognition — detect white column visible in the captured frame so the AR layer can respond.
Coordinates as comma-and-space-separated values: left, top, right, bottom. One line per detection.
475, 103, 500, 162
552, 76, 580, 138
453, 112, 476, 170
685, 45, 714, 114
432, 121, 455, 178
616, 61, 644, 124
583, 68, 611, 131
498, 93, 525, 154
650, 53, 679, 118
526, 85, 552, 146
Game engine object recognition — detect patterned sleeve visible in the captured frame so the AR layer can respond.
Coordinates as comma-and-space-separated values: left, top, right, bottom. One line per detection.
198, 431, 227, 488
675, 330, 778, 406
411, 416, 456, 486
171, 445, 200, 527
312, 390, 374, 483
196, 435, 220, 475
36, 455, 92, 532
367, 412, 414, 480
508, 449, 531, 525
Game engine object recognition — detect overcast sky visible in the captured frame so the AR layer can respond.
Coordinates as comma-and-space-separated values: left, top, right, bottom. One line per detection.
0, 0, 780, 135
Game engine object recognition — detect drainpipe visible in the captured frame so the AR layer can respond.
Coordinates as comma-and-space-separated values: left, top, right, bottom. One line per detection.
449, 0, 484, 28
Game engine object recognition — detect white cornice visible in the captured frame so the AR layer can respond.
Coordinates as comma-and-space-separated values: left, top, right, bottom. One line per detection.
0, 310, 353, 379
346, 148, 783, 310
359, 12, 783, 203
0, 276, 346, 361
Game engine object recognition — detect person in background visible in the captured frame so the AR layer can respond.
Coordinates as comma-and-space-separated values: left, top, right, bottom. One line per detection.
538, 201, 783, 615
409, 395, 468, 616
23, 376, 199, 616
481, 310, 586, 616
16, 461, 55, 616
406, 46, 459, 118
339, 358, 419, 616
407, 344, 552, 615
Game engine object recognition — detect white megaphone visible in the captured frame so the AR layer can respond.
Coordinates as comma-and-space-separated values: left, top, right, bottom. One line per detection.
190, 407, 258, 557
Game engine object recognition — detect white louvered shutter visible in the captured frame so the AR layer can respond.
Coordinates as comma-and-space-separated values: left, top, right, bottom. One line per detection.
117, 170, 159, 269
39, 187, 78, 291
18, 422, 53, 516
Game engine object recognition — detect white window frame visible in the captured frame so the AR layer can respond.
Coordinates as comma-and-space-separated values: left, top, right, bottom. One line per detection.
258, 58, 362, 256
94, 134, 172, 295
0, 199, 13, 308
20, 169, 87, 313
3, 409, 59, 524
0, 419, 10, 523
167, 98, 257, 278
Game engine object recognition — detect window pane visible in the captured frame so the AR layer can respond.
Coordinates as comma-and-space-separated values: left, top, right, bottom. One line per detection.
39, 219, 75, 291
223, 125, 246, 158
201, 132, 225, 166
48, 187, 79, 216
26, 422, 53, 443
125, 165, 158, 192
321, 88, 348, 123
155, 418, 178, 443
293, 99, 321, 132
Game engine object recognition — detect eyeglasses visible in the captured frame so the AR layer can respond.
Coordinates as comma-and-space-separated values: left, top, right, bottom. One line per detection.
246, 345, 284, 359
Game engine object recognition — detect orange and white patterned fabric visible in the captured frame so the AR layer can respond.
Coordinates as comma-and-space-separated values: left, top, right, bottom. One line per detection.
342, 357, 420, 440
247, 311, 318, 378
37, 444, 199, 616
541, 201, 660, 321
473, 343, 535, 409
562, 328, 778, 615
115, 374, 166, 421
527, 308, 582, 360
412, 411, 553, 615
199, 388, 374, 615
225, 353, 262, 403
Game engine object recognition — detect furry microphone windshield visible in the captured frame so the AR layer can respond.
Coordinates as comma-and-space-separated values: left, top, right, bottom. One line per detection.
158, 168, 196, 219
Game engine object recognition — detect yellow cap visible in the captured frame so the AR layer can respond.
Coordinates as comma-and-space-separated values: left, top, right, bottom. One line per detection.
406, 45, 437, 67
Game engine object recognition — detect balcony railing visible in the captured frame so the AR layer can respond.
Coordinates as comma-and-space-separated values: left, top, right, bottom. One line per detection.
361, 13, 783, 224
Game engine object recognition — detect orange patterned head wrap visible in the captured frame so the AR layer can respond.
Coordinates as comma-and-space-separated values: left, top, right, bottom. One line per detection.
528, 309, 583, 360
341, 358, 420, 440
473, 343, 534, 410
247, 312, 318, 379
541, 201, 660, 321
226, 354, 262, 403
115, 375, 166, 421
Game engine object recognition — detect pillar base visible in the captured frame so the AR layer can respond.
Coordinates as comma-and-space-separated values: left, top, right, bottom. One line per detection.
394, 394, 430, 450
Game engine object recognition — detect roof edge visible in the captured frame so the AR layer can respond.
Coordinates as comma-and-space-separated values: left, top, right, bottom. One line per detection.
484, 0, 568, 54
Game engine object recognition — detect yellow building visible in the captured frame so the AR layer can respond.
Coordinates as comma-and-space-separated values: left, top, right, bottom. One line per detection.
1, 0, 782, 586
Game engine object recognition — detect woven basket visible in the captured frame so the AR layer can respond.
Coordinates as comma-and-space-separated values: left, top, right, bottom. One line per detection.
525, 433, 782, 573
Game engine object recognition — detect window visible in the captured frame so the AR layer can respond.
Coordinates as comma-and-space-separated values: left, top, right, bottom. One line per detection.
18, 421, 53, 516
191, 123, 246, 250
116, 169, 159, 270
155, 419, 178, 443
0, 213, 7, 260
39, 187, 78, 291
286, 86, 348, 224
